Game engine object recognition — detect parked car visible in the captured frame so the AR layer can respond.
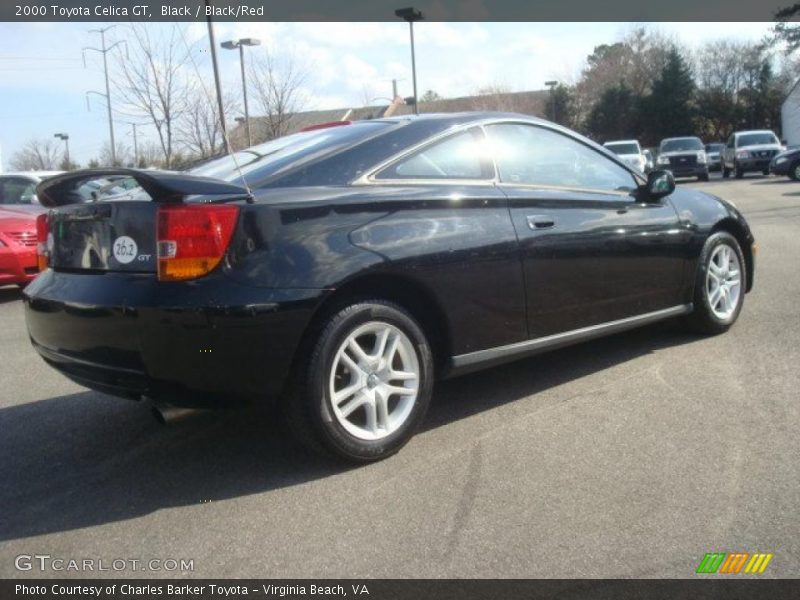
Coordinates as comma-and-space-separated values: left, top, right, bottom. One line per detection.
705, 143, 725, 172
722, 130, 782, 178
603, 140, 647, 172
0, 206, 42, 287
642, 149, 654, 173
0, 172, 63, 206
24, 113, 755, 462
769, 146, 800, 180
656, 137, 709, 181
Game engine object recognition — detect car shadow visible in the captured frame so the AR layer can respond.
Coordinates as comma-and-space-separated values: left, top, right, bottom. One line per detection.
0, 320, 698, 542
0, 286, 24, 304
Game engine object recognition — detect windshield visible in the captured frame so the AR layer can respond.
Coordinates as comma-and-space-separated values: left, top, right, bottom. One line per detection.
189, 121, 394, 185
660, 138, 703, 153
604, 143, 639, 155
737, 133, 779, 147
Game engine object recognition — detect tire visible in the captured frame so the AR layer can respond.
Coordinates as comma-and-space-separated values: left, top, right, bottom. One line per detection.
735, 164, 744, 179
699, 172, 709, 182
789, 162, 800, 181
722, 166, 731, 178
761, 168, 770, 176
284, 300, 434, 463
686, 232, 746, 335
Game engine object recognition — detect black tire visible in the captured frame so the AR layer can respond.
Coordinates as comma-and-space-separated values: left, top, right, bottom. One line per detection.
735, 164, 744, 179
722, 166, 731, 178
761, 168, 770, 176
284, 300, 434, 463
789, 161, 800, 181
686, 232, 747, 335
699, 172, 709, 182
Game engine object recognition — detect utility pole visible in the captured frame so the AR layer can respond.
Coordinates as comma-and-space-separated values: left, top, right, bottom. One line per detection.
392, 79, 398, 99
84, 26, 126, 165
395, 7, 424, 115
205, 0, 230, 154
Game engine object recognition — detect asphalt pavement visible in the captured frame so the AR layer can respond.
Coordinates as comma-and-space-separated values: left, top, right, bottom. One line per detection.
1, 173, 798, 578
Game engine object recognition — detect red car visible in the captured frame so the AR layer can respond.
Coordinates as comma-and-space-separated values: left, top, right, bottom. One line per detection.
0, 206, 42, 287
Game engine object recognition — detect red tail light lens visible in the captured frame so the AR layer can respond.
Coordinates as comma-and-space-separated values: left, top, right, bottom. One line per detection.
156, 204, 239, 281
36, 213, 50, 271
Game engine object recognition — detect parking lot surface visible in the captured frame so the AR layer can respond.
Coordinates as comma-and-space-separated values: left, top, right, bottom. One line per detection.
1, 174, 798, 578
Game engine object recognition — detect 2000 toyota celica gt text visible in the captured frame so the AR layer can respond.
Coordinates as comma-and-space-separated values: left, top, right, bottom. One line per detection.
24, 113, 755, 462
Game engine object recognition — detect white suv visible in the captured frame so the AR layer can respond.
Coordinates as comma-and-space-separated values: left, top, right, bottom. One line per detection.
603, 140, 647, 172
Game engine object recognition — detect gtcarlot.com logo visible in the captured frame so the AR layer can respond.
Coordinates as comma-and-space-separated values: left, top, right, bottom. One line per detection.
15, 554, 194, 572
696, 552, 773, 574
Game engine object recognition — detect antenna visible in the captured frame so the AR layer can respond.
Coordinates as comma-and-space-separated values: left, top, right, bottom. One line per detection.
176, 24, 254, 203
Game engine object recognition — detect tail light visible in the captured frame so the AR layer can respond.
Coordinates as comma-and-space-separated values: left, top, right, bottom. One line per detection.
156, 204, 239, 281
36, 213, 50, 271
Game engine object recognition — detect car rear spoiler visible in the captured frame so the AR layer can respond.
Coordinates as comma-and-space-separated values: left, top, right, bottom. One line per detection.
36, 168, 251, 207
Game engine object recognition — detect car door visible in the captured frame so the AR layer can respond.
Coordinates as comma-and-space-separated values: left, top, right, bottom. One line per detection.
484, 122, 688, 339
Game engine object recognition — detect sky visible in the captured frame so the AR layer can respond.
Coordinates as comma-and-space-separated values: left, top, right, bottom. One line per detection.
0, 21, 775, 170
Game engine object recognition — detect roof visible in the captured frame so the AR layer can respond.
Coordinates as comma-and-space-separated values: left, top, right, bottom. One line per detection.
0, 171, 63, 180
603, 140, 640, 145
231, 89, 550, 146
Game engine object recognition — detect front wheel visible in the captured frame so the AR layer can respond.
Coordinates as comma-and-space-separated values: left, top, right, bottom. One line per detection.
686, 232, 746, 335
735, 163, 744, 179
722, 166, 731, 178
789, 161, 800, 181
699, 172, 709, 182
285, 300, 434, 462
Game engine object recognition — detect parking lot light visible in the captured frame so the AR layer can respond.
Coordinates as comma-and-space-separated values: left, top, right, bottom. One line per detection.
395, 7, 424, 116
221, 37, 261, 148
53, 133, 70, 169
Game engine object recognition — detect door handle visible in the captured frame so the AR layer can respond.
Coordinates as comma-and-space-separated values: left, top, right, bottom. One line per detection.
527, 215, 556, 230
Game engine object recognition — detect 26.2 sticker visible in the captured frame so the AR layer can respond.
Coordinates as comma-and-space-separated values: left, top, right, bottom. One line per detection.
112, 236, 138, 264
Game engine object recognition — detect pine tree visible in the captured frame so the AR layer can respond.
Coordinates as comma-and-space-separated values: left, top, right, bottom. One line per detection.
642, 47, 696, 144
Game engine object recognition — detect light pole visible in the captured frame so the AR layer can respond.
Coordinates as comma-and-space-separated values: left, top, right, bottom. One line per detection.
83, 25, 126, 165
54, 133, 70, 169
205, 0, 230, 155
545, 80, 558, 123
395, 7, 423, 115
221, 38, 260, 148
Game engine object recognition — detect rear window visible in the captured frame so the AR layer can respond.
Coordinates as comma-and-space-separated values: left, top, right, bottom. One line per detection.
737, 133, 779, 147
605, 143, 639, 155
660, 138, 703, 153
190, 121, 394, 186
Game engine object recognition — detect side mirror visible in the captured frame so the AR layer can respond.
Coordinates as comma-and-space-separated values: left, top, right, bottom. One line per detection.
644, 169, 675, 200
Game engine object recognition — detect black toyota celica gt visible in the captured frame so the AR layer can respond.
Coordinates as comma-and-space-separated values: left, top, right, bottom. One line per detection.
24, 112, 755, 462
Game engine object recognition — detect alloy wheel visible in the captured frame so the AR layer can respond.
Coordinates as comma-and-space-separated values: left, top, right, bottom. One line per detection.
706, 244, 742, 320
328, 321, 420, 441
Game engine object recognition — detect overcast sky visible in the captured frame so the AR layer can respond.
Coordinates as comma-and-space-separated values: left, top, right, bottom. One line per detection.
0, 21, 774, 169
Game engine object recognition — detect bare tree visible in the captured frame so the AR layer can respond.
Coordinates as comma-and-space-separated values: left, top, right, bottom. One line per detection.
249, 51, 308, 142
97, 141, 133, 167
136, 141, 165, 168
179, 90, 238, 158
113, 24, 192, 168
10, 138, 62, 171
471, 84, 517, 111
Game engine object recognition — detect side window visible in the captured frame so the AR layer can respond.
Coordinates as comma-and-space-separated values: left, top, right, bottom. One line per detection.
375, 128, 491, 180
486, 123, 637, 193
0, 178, 35, 204
727, 135, 735, 149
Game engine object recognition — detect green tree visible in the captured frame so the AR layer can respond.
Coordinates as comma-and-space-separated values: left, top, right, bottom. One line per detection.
550, 84, 578, 129
641, 47, 696, 145
585, 83, 639, 141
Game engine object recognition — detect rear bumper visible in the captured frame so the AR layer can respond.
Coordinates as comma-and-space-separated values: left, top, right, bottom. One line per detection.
23, 269, 326, 407
0, 246, 38, 285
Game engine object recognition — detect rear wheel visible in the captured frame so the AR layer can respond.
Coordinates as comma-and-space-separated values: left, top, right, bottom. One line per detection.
284, 300, 434, 462
686, 232, 746, 335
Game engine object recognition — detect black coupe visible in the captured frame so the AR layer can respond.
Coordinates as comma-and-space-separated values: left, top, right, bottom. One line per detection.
24, 113, 755, 462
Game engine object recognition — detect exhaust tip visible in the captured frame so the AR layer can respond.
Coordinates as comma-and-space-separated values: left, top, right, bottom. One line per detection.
152, 402, 203, 425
